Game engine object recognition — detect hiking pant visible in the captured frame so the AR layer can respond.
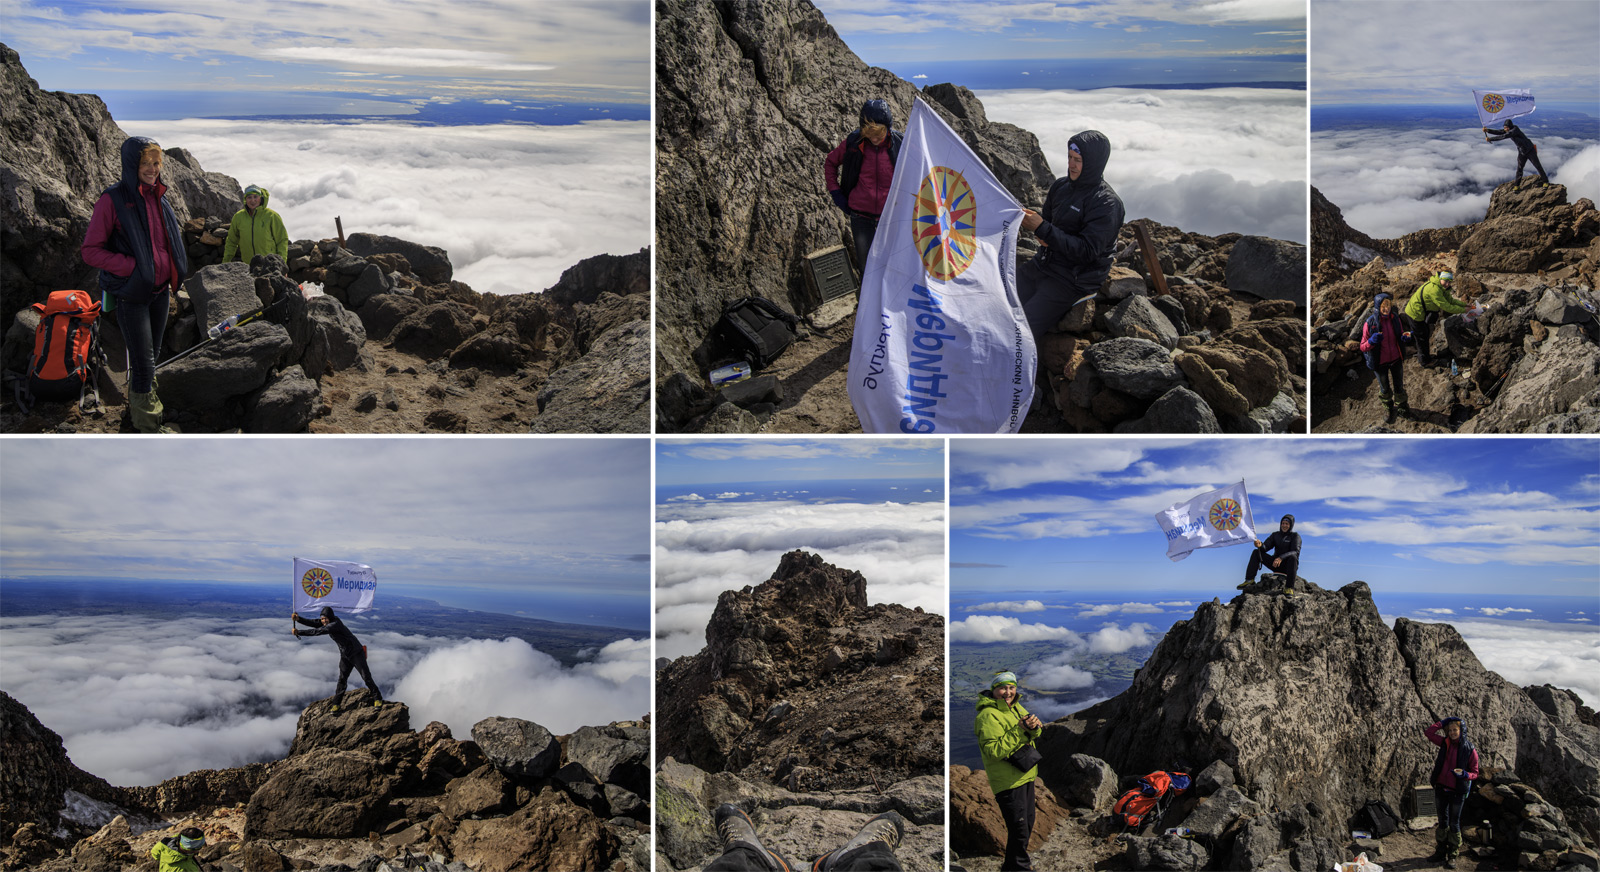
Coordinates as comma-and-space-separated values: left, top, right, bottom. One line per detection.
1436, 788, 1468, 857
116, 289, 170, 394
1018, 259, 1096, 345
1516, 148, 1549, 184
703, 844, 796, 871
1246, 547, 1297, 585
335, 653, 382, 699
850, 213, 881, 272
994, 780, 1036, 871
1412, 311, 1441, 362
1373, 359, 1406, 407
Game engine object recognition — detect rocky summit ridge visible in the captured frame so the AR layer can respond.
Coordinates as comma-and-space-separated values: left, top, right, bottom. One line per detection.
988, 580, 1600, 871
655, 550, 944, 872
1311, 182, 1600, 433
1, 43, 648, 434
654, 0, 1307, 434
1, 689, 651, 872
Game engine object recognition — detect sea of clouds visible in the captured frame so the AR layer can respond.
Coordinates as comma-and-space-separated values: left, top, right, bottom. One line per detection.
978, 87, 1308, 243
0, 613, 647, 786
1313, 128, 1600, 239
128, 119, 650, 296
654, 499, 946, 662
1397, 615, 1600, 708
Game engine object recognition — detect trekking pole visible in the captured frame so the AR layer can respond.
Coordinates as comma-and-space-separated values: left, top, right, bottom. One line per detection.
156, 296, 287, 371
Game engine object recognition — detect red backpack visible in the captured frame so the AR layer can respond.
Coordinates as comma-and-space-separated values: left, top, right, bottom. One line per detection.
1112, 770, 1191, 830
23, 290, 104, 410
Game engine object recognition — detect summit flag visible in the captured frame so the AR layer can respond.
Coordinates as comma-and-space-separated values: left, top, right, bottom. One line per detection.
293, 558, 378, 614
848, 98, 1035, 434
1156, 481, 1256, 562
1474, 89, 1536, 127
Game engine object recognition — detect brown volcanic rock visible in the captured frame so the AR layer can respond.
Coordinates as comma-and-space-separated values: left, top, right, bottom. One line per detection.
657, 551, 944, 791
243, 747, 395, 839
1310, 185, 1395, 272
0, 691, 135, 844
125, 763, 275, 816
448, 788, 618, 872
287, 690, 411, 757
1036, 582, 1600, 867
949, 765, 1068, 858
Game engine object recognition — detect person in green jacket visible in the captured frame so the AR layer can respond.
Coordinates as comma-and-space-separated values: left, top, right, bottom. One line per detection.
1403, 271, 1472, 367
223, 184, 289, 264
149, 827, 204, 872
976, 671, 1043, 871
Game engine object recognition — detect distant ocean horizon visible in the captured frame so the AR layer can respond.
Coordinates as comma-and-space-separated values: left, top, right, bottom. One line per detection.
656, 476, 944, 507
93, 90, 651, 125
882, 56, 1305, 93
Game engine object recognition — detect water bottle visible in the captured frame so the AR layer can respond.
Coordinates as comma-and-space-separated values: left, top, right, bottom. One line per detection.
710, 362, 751, 387
1450, 359, 1459, 377
207, 314, 239, 340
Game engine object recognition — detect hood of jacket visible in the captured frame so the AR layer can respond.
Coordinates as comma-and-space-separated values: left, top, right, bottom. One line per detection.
1068, 129, 1112, 188
243, 184, 271, 208
119, 136, 164, 196
976, 688, 1023, 716
1280, 514, 1295, 532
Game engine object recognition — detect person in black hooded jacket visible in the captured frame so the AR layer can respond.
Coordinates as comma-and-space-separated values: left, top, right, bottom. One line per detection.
1242, 514, 1300, 588
1018, 130, 1125, 343
293, 606, 384, 711
1482, 118, 1550, 188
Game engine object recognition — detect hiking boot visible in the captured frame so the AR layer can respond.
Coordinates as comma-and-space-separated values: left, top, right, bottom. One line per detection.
373, 700, 385, 708
328, 703, 341, 714
714, 804, 788, 872
129, 390, 177, 434
1426, 847, 1446, 862
1442, 859, 1456, 870
813, 811, 904, 871
1397, 402, 1413, 420
1237, 581, 1252, 590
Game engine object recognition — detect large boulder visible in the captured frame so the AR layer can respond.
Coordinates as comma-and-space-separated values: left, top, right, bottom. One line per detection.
345, 233, 453, 285
530, 318, 650, 433
1224, 236, 1307, 304
1462, 325, 1600, 432
1113, 385, 1220, 433
448, 791, 617, 872
287, 693, 410, 757
566, 724, 650, 796
1083, 337, 1183, 399
243, 747, 393, 839
390, 301, 477, 359
1106, 294, 1180, 349
246, 365, 319, 432
301, 295, 368, 376
470, 717, 561, 782
158, 321, 292, 410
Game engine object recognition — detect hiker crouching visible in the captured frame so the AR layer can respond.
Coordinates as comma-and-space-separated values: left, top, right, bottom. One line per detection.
1242, 514, 1300, 591
293, 606, 384, 711
976, 671, 1043, 871
1018, 130, 1125, 344
150, 827, 204, 872
81, 136, 189, 433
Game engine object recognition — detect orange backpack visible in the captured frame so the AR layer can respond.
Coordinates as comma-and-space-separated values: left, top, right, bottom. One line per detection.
24, 290, 104, 410
1112, 770, 1190, 830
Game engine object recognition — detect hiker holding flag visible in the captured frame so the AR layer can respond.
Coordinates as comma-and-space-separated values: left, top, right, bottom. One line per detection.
824, 99, 902, 269
976, 671, 1043, 871
1018, 130, 1125, 342
291, 559, 382, 711
1483, 118, 1551, 189
81, 136, 189, 433
1241, 514, 1301, 591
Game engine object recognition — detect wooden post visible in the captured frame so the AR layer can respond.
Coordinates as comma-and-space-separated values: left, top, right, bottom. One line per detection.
1133, 219, 1170, 297
335, 216, 346, 249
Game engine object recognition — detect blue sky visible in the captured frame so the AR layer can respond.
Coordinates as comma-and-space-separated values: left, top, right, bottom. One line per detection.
655, 438, 945, 487
0, 438, 652, 602
1, 0, 650, 109
1310, 1, 1600, 106
951, 438, 1600, 597
813, 0, 1305, 64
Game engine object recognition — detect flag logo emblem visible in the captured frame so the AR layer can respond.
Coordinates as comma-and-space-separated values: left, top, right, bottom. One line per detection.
301, 567, 334, 598
1208, 498, 1243, 532
1481, 93, 1505, 114
913, 166, 978, 280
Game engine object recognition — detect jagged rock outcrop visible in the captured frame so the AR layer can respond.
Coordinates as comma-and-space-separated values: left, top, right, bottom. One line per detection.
2, 45, 651, 433
1029, 581, 1600, 870
948, 764, 1070, 859
656, 757, 943, 872
2, 688, 652, 872
1311, 182, 1600, 433
657, 551, 944, 791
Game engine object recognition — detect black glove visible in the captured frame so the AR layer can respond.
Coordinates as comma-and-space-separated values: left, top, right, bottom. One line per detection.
830, 190, 850, 212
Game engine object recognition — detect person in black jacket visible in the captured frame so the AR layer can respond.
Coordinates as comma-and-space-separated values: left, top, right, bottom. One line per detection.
293, 606, 384, 710
1018, 130, 1126, 343
1483, 118, 1550, 188
1241, 514, 1301, 589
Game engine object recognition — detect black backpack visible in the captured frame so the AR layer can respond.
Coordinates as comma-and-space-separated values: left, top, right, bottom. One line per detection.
713, 297, 798, 370
1361, 799, 1400, 837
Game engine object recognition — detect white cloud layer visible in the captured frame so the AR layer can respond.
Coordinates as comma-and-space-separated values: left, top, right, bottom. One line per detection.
964, 600, 1049, 613
0, 613, 643, 786
979, 87, 1307, 242
654, 501, 946, 661
1400, 616, 1600, 708
949, 615, 1079, 644
130, 118, 649, 295
1313, 129, 1599, 238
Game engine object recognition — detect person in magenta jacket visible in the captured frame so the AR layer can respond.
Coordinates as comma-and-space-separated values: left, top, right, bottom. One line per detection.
1359, 292, 1414, 423
1425, 716, 1481, 869
824, 99, 902, 271
81, 136, 189, 433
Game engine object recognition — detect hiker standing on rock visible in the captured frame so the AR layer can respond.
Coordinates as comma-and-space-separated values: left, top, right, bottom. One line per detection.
1404, 271, 1473, 367
1241, 514, 1301, 590
1018, 130, 1126, 344
976, 671, 1043, 871
149, 827, 204, 872
1483, 119, 1551, 189
81, 136, 189, 433
1425, 716, 1480, 869
824, 99, 902, 270
293, 606, 384, 711
1360, 293, 1414, 422
223, 184, 289, 265
707, 803, 907, 871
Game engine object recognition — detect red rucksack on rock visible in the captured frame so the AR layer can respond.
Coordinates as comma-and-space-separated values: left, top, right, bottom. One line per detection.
23, 290, 105, 411
1112, 770, 1191, 830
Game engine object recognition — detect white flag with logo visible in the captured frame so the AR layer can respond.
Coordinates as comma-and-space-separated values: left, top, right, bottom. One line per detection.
293, 558, 378, 614
848, 98, 1035, 434
1155, 481, 1256, 562
1473, 89, 1536, 127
